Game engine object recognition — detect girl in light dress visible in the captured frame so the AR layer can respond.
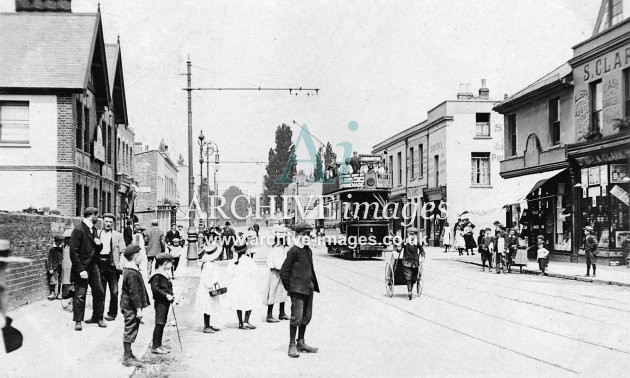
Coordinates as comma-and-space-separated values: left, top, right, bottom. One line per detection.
195, 244, 224, 333
263, 232, 289, 322
455, 226, 466, 256
225, 241, 258, 330
442, 221, 452, 253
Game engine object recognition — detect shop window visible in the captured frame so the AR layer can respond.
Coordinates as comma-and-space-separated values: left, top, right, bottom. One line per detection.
471, 152, 490, 186
507, 114, 517, 156
550, 98, 560, 145
475, 113, 490, 137
590, 80, 603, 135
410, 147, 415, 179
0, 102, 29, 144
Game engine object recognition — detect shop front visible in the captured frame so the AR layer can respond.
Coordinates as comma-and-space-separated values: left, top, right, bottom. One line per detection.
568, 135, 630, 263
423, 186, 446, 247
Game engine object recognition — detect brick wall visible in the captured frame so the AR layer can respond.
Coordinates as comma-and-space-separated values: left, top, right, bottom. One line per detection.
0, 212, 80, 309
134, 151, 158, 212
57, 95, 76, 165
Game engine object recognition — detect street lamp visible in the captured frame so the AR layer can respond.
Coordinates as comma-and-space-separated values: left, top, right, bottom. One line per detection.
198, 131, 219, 228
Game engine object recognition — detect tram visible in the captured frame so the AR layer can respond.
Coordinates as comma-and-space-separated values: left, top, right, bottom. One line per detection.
322, 154, 392, 259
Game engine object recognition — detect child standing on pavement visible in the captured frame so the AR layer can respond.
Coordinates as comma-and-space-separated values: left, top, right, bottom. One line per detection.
45, 235, 64, 300
195, 244, 224, 334
263, 231, 290, 322
120, 245, 150, 367
536, 238, 550, 276
149, 253, 175, 354
480, 228, 494, 272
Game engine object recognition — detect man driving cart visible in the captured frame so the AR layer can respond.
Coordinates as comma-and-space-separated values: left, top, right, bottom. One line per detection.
395, 227, 425, 300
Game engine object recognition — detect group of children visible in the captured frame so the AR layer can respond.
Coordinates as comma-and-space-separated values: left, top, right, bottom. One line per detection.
475, 227, 550, 275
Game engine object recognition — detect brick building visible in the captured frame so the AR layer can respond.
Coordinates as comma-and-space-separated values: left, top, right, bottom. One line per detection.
133, 143, 179, 233
0, 1, 128, 218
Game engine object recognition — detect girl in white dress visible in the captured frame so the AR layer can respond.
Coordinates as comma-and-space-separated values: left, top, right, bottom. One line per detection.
442, 221, 452, 252
225, 241, 258, 330
263, 231, 289, 322
195, 244, 224, 333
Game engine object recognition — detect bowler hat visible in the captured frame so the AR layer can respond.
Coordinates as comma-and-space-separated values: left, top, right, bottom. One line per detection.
294, 222, 313, 234
0, 239, 31, 263
83, 207, 99, 217
123, 244, 141, 259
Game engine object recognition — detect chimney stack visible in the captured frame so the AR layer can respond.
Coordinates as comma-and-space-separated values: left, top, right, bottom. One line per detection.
457, 83, 474, 100
478, 79, 490, 99
16, 0, 72, 12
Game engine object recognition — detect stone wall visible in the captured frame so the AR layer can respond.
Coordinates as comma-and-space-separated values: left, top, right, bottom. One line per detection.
0, 212, 80, 309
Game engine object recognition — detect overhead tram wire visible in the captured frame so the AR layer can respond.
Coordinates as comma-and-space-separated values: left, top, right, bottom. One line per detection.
292, 120, 328, 149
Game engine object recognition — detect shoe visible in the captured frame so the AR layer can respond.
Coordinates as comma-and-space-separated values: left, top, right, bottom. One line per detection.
297, 340, 318, 353
592, 274, 596, 277
238, 323, 246, 330
203, 327, 215, 334
84, 318, 97, 324
408, 294, 412, 300
585, 274, 590, 277
288, 342, 300, 358
279, 314, 290, 320
266, 317, 280, 323
243, 322, 256, 329
97, 320, 107, 328
209, 326, 221, 332
75, 321, 82, 331
122, 355, 143, 367
104, 315, 116, 321
47, 293, 56, 300
151, 346, 169, 354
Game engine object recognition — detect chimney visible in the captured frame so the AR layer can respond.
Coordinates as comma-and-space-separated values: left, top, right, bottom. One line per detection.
16, 0, 72, 12
479, 79, 490, 99
504, 93, 509, 100
457, 83, 474, 100
133, 142, 143, 154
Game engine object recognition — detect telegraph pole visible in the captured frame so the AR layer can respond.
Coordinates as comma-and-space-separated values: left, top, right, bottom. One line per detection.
186, 56, 194, 227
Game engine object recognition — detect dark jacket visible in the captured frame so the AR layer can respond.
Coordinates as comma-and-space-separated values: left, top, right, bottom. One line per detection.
120, 268, 150, 312
479, 235, 494, 251
280, 245, 320, 296
69, 221, 102, 276
585, 234, 598, 254
149, 271, 173, 303
165, 230, 181, 246
123, 226, 134, 246
506, 235, 519, 252
398, 242, 424, 268
46, 245, 63, 271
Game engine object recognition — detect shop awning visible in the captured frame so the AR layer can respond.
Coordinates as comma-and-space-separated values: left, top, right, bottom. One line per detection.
507, 168, 567, 205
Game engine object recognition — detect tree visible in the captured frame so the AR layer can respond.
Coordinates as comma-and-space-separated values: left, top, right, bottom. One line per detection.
323, 142, 335, 168
222, 185, 249, 220
263, 124, 296, 211
314, 146, 324, 181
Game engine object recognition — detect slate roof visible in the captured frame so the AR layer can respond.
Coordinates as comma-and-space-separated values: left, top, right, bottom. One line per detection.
105, 43, 119, 96
0, 12, 100, 90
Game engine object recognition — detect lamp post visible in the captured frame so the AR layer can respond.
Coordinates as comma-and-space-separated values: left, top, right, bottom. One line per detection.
203, 141, 219, 227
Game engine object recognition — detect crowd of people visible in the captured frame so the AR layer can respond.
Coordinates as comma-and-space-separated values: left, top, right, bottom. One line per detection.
23, 208, 321, 365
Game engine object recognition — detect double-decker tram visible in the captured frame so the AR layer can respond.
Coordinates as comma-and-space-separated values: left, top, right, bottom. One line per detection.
322, 154, 392, 259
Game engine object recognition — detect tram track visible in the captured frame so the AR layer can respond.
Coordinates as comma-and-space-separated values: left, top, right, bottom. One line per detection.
314, 255, 630, 359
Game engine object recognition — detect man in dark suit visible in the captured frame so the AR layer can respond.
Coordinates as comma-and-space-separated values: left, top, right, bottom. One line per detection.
123, 220, 134, 246
396, 227, 425, 300
280, 222, 320, 358
70, 207, 106, 330
165, 223, 180, 247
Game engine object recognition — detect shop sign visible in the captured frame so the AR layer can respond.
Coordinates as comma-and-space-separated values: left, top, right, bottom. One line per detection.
407, 187, 422, 197
578, 149, 630, 166
610, 185, 629, 206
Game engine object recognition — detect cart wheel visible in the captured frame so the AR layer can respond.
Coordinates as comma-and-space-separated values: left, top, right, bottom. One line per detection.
385, 262, 394, 298
416, 262, 424, 297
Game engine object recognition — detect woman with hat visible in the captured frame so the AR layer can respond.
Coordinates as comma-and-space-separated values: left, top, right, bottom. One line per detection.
263, 229, 290, 323
195, 244, 224, 333
225, 241, 258, 330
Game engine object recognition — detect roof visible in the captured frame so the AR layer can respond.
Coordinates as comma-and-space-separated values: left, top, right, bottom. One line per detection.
494, 63, 572, 111
105, 43, 119, 95
105, 42, 129, 124
0, 12, 102, 91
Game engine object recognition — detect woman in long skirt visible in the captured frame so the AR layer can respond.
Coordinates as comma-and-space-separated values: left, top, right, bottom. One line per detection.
263, 233, 289, 322
225, 242, 258, 330
195, 244, 224, 333
464, 223, 477, 255
441, 222, 452, 253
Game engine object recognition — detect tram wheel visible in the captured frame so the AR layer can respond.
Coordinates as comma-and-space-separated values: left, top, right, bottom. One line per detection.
385, 262, 394, 298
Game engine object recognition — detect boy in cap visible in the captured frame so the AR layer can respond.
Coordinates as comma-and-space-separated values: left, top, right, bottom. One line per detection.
46, 235, 64, 300
280, 222, 320, 358
149, 253, 175, 354
120, 245, 150, 367
479, 228, 494, 272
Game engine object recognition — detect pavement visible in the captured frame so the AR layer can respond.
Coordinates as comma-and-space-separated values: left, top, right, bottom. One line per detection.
441, 247, 630, 287
4, 229, 630, 377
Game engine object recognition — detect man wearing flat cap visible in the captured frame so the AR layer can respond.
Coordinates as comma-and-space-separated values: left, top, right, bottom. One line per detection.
70, 207, 106, 330
144, 219, 164, 276
0, 239, 31, 355
280, 222, 320, 358
396, 227, 425, 300
97, 213, 127, 321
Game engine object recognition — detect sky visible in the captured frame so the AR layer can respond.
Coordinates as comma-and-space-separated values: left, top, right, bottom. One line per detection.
1, 0, 601, 198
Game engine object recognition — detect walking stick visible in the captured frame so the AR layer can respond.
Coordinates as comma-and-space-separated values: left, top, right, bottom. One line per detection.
171, 304, 183, 352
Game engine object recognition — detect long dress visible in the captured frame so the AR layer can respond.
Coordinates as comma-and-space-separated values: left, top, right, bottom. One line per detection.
262, 246, 288, 305
442, 227, 453, 247
464, 226, 477, 249
224, 255, 258, 311
195, 258, 223, 317
455, 230, 466, 249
